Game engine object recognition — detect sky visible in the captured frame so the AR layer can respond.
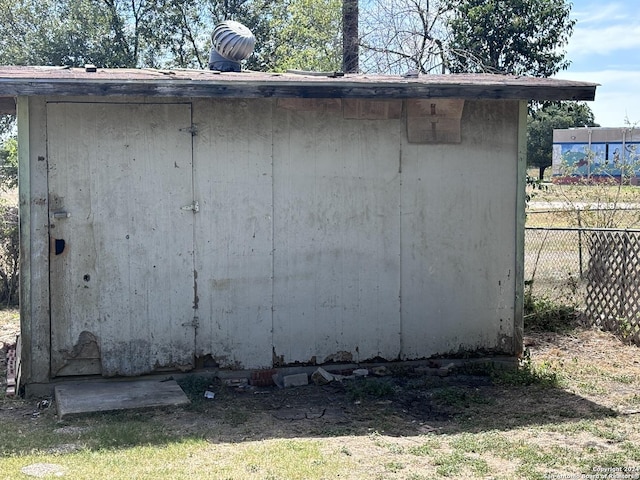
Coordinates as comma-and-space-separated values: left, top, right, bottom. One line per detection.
555, 0, 640, 127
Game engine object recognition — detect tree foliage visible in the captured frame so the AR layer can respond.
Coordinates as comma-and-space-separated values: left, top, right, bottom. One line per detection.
0, 0, 343, 71
446, 0, 575, 76
360, 0, 576, 77
267, 0, 342, 72
360, 0, 451, 74
527, 102, 598, 179
0, 137, 17, 191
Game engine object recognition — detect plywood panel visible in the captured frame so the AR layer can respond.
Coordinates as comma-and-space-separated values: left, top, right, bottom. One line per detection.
192, 99, 274, 369
400, 100, 519, 358
272, 108, 401, 365
48, 102, 195, 376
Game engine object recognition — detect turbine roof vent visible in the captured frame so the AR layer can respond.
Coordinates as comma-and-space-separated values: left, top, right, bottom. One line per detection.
208, 20, 255, 72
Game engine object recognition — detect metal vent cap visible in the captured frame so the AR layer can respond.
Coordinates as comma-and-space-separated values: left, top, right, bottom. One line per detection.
211, 20, 255, 61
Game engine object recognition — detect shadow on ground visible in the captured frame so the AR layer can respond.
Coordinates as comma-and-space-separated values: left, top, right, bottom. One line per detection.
0, 343, 618, 454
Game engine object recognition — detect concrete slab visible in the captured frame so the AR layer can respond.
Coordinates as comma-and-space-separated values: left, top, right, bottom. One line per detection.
54, 379, 190, 419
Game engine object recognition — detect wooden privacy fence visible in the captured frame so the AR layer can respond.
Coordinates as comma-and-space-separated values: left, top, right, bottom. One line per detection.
525, 227, 640, 344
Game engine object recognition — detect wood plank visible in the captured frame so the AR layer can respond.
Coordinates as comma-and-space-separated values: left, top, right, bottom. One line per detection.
343, 99, 402, 119
406, 99, 465, 144
47, 102, 195, 377
277, 98, 342, 112
0, 67, 598, 101
0, 81, 595, 101
272, 107, 401, 365
54, 379, 189, 419
192, 98, 274, 369
400, 100, 519, 358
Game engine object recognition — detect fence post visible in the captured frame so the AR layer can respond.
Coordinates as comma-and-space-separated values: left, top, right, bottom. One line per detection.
577, 210, 584, 279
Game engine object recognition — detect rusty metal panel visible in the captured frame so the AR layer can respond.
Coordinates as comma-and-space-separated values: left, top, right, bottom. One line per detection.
47, 102, 195, 376
272, 109, 402, 365
400, 100, 519, 358
192, 99, 274, 369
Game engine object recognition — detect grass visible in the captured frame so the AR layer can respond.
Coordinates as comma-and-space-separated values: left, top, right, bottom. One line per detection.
0, 313, 639, 479
1, 179, 640, 478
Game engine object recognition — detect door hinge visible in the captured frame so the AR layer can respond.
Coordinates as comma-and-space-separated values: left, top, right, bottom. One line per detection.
181, 201, 199, 213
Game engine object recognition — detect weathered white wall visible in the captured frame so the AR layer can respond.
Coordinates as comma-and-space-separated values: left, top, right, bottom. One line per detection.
400, 100, 519, 358
23, 96, 521, 382
47, 102, 196, 376
192, 99, 274, 369
271, 105, 402, 365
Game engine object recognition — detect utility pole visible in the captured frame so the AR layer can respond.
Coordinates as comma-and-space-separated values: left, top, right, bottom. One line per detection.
342, 0, 359, 73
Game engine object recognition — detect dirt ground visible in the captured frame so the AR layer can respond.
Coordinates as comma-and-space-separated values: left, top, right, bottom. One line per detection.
0, 315, 639, 450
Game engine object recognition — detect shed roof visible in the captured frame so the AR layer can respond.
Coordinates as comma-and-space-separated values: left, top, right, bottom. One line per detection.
0, 66, 596, 106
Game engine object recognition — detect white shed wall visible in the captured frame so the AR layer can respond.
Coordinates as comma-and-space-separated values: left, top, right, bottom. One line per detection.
21, 96, 521, 383
272, 107, 402, 365
400, 100, 519, 357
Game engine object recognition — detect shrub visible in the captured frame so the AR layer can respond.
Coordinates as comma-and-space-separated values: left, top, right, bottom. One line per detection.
0, 201, 19, 306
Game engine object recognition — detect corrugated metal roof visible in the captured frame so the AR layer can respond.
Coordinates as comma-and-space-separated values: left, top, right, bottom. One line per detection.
0, 65, 597, 101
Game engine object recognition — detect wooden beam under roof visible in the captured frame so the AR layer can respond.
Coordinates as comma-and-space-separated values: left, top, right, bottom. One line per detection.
0, 66, 597, 102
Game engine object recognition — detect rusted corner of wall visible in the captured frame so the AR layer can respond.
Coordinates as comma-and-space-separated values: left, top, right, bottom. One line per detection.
406, 99, 465, 144
53, 331, 102, 377
343, 99, 402, 120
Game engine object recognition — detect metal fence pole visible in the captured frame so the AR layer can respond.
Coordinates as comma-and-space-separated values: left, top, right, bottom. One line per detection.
577, 210, 584, 279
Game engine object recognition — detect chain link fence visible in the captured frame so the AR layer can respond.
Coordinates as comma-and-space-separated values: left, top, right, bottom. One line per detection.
525, 226, 640, 343
525, 227, 587, 306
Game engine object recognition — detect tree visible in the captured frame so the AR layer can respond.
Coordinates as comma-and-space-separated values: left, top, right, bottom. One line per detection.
527, 102, 598, 180
446, 0, 575, 77
0, 137, 17, 191
0, 0, 137, 67
359, 0, 575, 77
266, 0, 342, 72
359, 0, 451, 74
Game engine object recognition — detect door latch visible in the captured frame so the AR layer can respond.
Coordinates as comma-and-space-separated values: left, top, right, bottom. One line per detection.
181, 201, 199, 213
182, 316, 199, 328
52, 211, 71, 219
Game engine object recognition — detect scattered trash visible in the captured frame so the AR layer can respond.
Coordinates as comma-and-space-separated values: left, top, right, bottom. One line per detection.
371, 366, 391, 376
283, 373, 309, 388
204, 390, 215, 399
250, 369, 276, 387
222, 377, 249, 388
438, 363, 456, 377
272, 373, 284, 389
311, 367, 335, 385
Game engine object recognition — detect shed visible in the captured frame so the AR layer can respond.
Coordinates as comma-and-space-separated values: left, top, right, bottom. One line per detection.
0, 66, 597, 395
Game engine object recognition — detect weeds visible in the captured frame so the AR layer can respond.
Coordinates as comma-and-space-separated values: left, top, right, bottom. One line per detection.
524, 292, 578, 333
491, 350, 559, 388
345, 377, 395, 402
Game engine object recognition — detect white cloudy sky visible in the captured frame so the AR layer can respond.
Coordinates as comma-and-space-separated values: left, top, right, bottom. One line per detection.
555, 0, 640, 127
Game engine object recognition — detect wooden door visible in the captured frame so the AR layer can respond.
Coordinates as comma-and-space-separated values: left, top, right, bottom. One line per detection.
48, 102, 196, 376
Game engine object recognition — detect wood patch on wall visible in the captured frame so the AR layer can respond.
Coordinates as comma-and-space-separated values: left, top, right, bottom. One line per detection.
276, 98, 342, 113
406, 99, 465, 144
343, 99, 402, 120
